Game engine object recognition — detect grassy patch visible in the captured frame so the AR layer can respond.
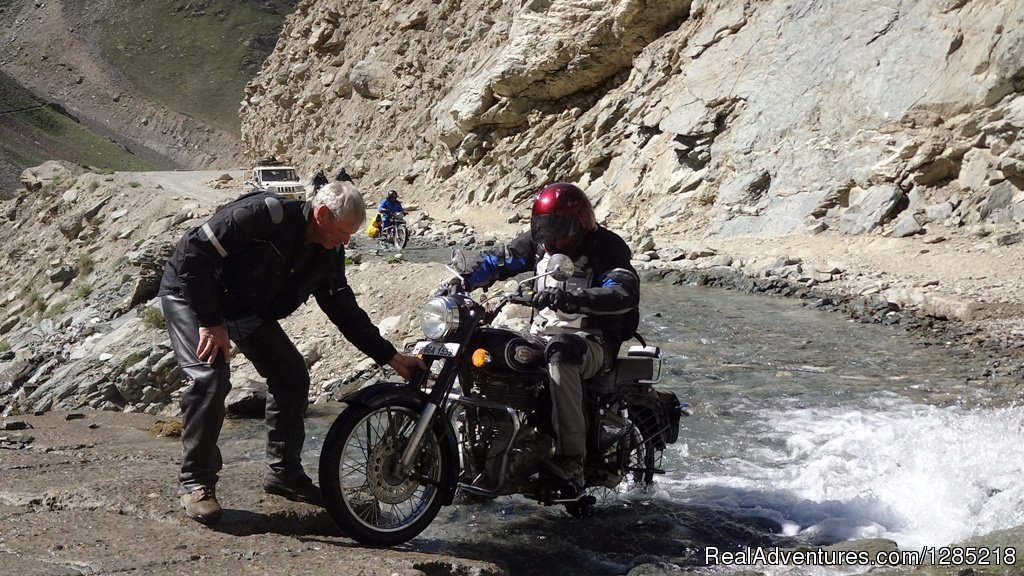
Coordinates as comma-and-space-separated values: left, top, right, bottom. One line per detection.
0, 70, 156, 186
75, 283, 94, 299
78, 254, 96, 275
0, 339, 9, 353
140, 306, 166, 330
96, 0, 298, 134
127, 181, 141, 188
28, 290, 46, 313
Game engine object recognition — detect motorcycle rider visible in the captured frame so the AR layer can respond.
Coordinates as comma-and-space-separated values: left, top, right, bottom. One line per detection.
311, 167, 329, 193
455, 182, 640, 490
377, 189, 405, 230
335, 167, 353, 183
158, 180, 423, 525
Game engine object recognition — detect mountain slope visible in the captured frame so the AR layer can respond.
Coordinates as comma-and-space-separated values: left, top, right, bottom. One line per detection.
0, 0, 297, 188
0, 71, 156, 191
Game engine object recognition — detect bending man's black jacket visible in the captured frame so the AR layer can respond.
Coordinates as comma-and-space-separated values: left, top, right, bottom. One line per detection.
462, 227, 640, 352
158, 192, 396, 365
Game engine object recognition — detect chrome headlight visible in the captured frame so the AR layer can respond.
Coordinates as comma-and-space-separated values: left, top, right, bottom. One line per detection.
421, 296, 460, 341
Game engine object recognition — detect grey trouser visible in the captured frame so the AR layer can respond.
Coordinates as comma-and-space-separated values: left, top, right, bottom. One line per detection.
545, 333, 606, 457
161, 295, 311, 493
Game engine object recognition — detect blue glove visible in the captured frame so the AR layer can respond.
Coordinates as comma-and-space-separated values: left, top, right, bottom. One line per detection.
532, 288, 579, 313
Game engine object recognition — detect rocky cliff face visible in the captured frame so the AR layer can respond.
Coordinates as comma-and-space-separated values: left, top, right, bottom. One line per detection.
242, 0, 1024, 244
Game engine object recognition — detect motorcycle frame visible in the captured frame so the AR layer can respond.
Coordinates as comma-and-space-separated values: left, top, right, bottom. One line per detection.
396, 267, 565, 487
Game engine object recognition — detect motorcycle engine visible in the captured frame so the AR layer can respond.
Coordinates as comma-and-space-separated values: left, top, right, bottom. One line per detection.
474, 373, 540, 413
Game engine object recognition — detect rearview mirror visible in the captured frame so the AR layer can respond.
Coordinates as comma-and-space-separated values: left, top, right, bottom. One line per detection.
450, 248, 469, 274
546, 254, 574, 282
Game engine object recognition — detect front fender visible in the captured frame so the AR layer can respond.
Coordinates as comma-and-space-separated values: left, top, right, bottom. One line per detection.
343, 381, 428, 408
339, 382, 460, 505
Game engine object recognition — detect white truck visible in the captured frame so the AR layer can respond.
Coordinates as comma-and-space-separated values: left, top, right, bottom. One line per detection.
243, 157, 306, 200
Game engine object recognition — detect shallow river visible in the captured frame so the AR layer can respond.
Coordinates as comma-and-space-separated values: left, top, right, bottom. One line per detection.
227, 281, 1024, 575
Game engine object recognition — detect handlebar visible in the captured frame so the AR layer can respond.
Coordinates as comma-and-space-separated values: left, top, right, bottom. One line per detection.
508, 294, 534, 307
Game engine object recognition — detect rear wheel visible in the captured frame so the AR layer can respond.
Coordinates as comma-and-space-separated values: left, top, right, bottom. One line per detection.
623, 425, 656, 488
319, 399, 451, 546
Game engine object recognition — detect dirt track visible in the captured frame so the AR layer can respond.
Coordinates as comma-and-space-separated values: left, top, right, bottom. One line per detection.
0, 410, 502, 576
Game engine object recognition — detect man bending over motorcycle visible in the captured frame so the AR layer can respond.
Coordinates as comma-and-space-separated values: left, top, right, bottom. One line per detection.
158, 181, 423, 525
456, 182, 640, 490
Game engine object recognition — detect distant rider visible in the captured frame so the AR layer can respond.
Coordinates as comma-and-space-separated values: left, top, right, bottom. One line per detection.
377, 189, 405, 230
311, 167, 329, 193
335, 167, 353, 183
453, 182, 640, 491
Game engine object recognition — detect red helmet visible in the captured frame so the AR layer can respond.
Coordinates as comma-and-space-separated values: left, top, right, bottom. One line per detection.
530, 182, 596, 256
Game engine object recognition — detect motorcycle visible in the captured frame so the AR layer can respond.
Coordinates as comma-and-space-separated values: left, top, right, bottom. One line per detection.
378, 211, 408, 250
318, 253, 688, 545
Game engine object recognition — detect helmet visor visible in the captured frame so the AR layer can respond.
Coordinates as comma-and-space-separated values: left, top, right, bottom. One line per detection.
531, 214, 583, 253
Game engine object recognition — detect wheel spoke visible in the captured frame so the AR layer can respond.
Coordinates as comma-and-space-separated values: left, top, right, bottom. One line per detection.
327, 403, 445, 538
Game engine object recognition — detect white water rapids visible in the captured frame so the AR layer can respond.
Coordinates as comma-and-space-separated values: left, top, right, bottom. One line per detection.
663, 397, 1024, 551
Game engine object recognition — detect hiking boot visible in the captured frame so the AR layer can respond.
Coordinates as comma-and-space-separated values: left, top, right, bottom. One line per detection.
264, 472, 323, 506
180, 486, 222, 525
541, 455, 585, 490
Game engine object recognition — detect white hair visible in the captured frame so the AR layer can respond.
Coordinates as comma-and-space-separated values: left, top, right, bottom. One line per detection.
313, 181, 366, 225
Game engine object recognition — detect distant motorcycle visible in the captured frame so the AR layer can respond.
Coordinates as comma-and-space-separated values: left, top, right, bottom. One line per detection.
378, 211, 408, 250
318, 252, 687, 545
311, 168, 329, 194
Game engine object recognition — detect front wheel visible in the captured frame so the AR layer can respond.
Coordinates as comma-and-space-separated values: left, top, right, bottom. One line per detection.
392, 224, 408, 249
319, 399, 452, 545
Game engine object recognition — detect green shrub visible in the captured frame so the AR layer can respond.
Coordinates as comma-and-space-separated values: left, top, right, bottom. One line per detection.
75, 283, 93, 299
127, 181, 142, 188
0, 339, 9, 353
140, 306, 165, 330
28, 290, 45, 312
78, 253, 95, 274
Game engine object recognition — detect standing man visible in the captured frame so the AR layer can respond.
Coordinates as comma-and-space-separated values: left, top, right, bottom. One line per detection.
158, 181, 423, 525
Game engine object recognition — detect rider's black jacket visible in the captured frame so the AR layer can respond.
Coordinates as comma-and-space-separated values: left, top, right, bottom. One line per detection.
462, 227, 640, 353
311, 171, 329, 190
158, 192, 397, 365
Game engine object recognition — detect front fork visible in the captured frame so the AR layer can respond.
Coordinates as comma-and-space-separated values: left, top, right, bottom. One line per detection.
398, 403, 439, 473
397, 307, 482, 476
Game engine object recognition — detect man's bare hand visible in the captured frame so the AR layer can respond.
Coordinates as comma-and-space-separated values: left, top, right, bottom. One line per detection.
197, 324, 231, 364
388, 353, 426, 381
